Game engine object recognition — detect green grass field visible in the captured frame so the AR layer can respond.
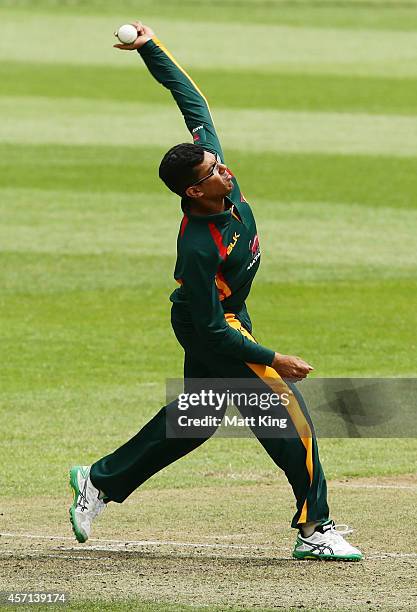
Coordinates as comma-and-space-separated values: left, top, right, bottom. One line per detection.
1, 1, 416, 610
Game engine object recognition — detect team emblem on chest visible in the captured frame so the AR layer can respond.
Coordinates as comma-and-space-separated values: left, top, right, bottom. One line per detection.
249, 235, 259, 254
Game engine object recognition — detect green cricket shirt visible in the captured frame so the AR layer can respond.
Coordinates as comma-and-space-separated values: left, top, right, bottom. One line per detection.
139, 38, 275, 366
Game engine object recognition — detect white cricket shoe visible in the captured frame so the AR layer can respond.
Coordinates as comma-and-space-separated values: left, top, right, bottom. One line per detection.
69, 465, 106, 543
293, 519, 362, 561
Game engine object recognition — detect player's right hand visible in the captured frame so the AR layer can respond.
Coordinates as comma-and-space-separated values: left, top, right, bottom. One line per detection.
271, 353, 314, 381
114, 22, 155, 51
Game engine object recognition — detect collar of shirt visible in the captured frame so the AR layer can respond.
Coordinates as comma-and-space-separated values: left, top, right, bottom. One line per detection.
181, 196, 234, 225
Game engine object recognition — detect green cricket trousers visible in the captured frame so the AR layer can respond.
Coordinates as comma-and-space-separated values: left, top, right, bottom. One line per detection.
90, 308, 329, 528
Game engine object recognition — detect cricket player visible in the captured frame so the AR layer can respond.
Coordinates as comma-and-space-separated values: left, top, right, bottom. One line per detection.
69, 22, 362, 561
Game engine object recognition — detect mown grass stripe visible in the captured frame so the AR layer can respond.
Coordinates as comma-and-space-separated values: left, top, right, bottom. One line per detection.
1, 143, 416, 210
1, 188, 415, 277
2, 251, 415, 297
3, 61, 417, 116
2, 14, 417, 77
1, 96, 417, 157
3, 0, 417, 31
0, 279, 415, 386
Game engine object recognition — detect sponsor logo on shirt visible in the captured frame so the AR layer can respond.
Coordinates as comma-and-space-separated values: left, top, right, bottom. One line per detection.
192, 125, 204, 142
247, 251, 261, 270
247, 234, 261, 270
227, 232, 240, 256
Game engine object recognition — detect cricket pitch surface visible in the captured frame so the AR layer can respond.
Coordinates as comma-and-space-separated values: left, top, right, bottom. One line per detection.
1, 475, 416, 611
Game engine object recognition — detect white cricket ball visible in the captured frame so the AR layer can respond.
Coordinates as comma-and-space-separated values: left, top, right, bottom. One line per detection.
115, 24, 138, 45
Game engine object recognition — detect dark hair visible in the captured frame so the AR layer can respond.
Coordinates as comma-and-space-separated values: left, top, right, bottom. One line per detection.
159, 143, 205, 196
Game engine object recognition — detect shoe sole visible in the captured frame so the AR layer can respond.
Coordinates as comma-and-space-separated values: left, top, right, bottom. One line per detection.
69, 466, 88, 544
293, 550, 362, 561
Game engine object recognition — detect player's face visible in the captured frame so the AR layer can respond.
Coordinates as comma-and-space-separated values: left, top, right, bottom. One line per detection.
187, 152, 233, 199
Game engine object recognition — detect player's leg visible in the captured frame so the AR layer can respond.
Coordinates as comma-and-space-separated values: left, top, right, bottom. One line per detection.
196, 357, 329, 528
173, 319, 330, 527
245, 374, 329, 529
89, 352, 217, 502
178, 317, 361, 560
202, 358, 360, 560
69, 351, 221, 542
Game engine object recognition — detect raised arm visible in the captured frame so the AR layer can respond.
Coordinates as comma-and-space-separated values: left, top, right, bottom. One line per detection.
115, 23, 314, 381
115, 22, 224, 161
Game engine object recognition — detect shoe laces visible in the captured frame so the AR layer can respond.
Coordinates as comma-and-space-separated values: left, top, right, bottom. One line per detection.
323, 523, 353, 543
333, 524, 353, 536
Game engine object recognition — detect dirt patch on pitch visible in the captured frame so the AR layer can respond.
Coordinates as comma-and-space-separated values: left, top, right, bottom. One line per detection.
1, 476, 416, 610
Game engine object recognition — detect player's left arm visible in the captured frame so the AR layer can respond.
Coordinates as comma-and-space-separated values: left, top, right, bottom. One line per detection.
115, 21, 224, 161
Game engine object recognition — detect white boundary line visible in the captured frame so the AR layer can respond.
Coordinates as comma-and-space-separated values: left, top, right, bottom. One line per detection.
1, 532, 416, 559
